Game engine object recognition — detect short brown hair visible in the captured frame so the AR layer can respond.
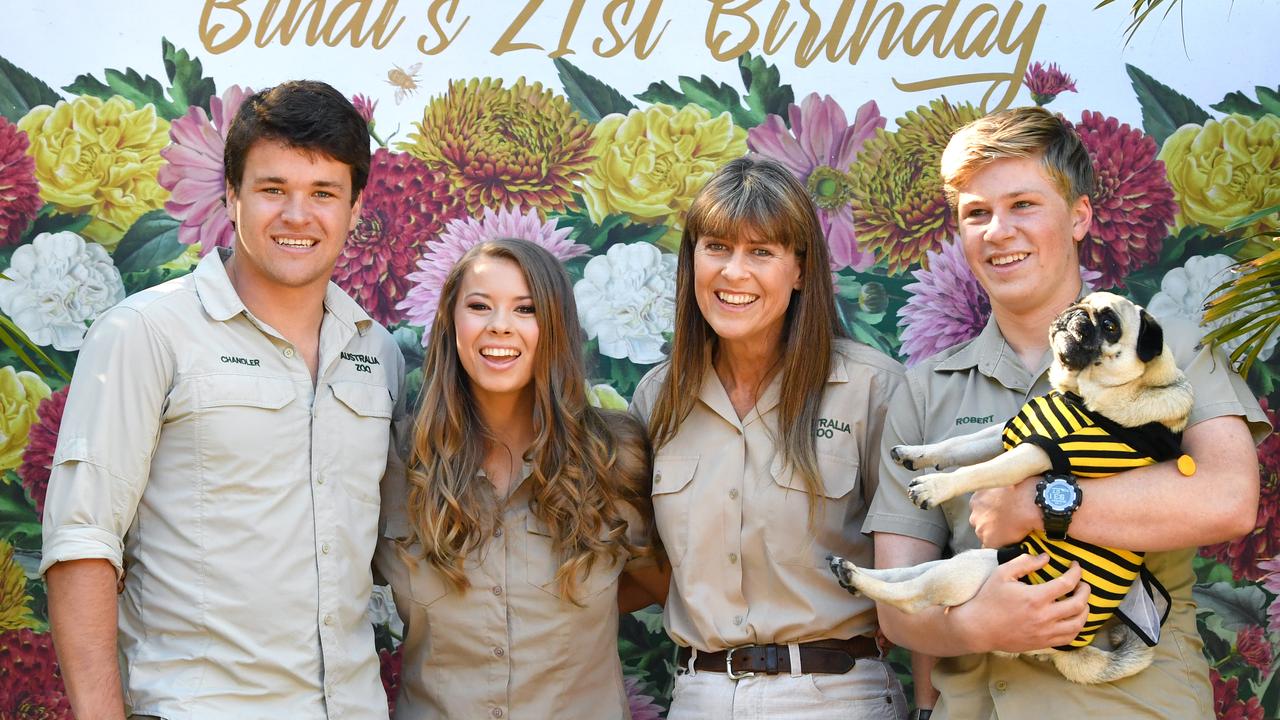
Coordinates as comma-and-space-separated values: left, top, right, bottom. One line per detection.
940, 106, 1093, 211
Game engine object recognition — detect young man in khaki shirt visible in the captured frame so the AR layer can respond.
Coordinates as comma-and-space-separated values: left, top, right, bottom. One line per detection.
41, 81, 404, 719
864, 107, 1269, 719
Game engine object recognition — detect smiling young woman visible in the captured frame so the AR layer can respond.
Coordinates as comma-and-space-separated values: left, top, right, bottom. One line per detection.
375, 238, 664, 720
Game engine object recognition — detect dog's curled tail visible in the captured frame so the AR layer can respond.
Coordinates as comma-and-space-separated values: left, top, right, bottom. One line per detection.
1049, 627, 1154, 685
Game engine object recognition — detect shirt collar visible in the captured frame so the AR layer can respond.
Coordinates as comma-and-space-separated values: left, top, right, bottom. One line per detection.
697, 344, 850, 429
193, 248, 374, 335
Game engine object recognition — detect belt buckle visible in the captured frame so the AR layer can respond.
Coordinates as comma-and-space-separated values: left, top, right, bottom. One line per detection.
726, 646, 754, 680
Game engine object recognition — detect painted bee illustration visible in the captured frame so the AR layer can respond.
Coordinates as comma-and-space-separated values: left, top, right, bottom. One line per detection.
386, 62, 423, 105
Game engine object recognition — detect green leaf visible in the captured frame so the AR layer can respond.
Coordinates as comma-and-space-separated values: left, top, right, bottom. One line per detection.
161, 38, 216, 114
1125, 64, 1210, 146
0, 53, 62, 122
553, 58, 635, 123
630, 605, 666, 635
114, 211, 186, 274
1193, 581, 1268, 630
1223, 202, 1280, 234
1211, 85, 1280, 119
120, 266, 191, 297
737, 52, 794, 125
637, 74, 754, 127
24, 207, 92, 242
0, 477, 40, 550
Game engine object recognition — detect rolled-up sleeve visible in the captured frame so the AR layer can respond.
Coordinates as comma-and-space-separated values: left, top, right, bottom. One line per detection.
863, 377, 951, 547
40, 305, 173, 576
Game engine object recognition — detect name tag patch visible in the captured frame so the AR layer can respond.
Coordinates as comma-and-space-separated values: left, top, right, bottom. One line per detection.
220, 355, 260, 367
341, 351, 380, 374
814, 417, 851, 439
955, 414, 995, 426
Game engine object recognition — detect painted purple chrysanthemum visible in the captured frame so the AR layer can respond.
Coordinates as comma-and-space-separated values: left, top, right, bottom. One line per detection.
1068, 111, 1177, 289
0, 116, 40, 247
625, 677, 664, 720
397, 206, 587, 337
897, 238, 990, 366
897, 238, 1104, 366
333, 148, 466, 326
1024, 62, 1077, 106
157, 85, 252, 255
748, 93, 884, 271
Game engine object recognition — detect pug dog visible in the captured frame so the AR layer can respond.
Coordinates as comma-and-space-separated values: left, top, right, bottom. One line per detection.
830, 292, 1194, 685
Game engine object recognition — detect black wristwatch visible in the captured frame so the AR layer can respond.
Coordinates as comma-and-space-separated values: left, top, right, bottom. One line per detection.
1035, 473, 1082, 540
909, 709, 933, 720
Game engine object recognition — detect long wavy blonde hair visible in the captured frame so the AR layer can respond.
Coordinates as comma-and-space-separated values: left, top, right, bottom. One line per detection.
404, 239, 653, 603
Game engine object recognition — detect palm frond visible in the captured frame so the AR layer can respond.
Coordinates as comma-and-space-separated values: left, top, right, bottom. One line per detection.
1202, 236, 1280, 376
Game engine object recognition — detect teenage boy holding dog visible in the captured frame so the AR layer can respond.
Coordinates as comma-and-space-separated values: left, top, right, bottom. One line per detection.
864, 106, 1270, 719
40, 81, 404, 719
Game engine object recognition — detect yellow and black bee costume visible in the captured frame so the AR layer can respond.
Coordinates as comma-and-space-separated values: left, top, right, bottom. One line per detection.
995, 390, 1176, 650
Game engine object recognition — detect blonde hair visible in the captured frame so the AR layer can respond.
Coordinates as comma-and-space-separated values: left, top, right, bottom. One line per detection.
940, 106, 1094, 211
647, 156, 845, 525
405, 239, 654, 604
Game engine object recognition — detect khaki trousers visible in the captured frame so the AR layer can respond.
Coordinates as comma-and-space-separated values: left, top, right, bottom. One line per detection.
668, 654, 907, 719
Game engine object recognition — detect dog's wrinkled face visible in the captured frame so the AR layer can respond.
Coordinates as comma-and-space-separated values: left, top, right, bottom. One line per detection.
1050, 292, 1164, 387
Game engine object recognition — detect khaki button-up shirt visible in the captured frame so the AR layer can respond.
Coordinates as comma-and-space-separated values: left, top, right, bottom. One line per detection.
629, 338, 905, 652
865, 315, 1270, 720
41, 250, 405, 719
376, 464, 651, 720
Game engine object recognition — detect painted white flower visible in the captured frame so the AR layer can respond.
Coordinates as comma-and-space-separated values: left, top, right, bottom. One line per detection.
366, 584, 404, 636
0, 231, 126, 351
1146, 254, 1280, 362
573, 243, 676, 365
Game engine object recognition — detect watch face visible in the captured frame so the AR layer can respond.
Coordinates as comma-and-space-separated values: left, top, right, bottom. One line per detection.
1043, 478, 1077, 511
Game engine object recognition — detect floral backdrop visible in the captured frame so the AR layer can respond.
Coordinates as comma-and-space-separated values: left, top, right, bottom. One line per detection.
0, 32, 1278, 720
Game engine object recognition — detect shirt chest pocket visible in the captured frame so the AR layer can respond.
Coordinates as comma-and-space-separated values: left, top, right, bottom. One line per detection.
191, 374, 298, 496
764, 450, 861, 567
650, 456, 699, 567
524, 514, 623, 601
328, 381, 395, 505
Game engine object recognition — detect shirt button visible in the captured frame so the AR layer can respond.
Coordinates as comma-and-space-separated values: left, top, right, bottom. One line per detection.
321, 543, 331, 555
733, 615, 744, 626
494, 527, 503, 538
728, 553, 738, 564
491, 709, 504, 718
728, 489, 739, 500
323, 614, 333, 626
317, 476, 325, 485
492, 586, 503, 597
493, 646, 505, 658
283, 347, 295, 358
654, 471, 662, 484
994, 680, 1008, 691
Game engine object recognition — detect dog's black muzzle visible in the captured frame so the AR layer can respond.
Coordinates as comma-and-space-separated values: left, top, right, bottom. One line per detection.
1051, 307, 1101, 371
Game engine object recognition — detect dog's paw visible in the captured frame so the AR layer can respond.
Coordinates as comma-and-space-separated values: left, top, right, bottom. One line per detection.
827, 555, 862, 596
892, 444, 941, 472
907, 473, 956, 510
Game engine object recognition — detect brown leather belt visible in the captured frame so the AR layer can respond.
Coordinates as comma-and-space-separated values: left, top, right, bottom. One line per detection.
676, 637, 879, 677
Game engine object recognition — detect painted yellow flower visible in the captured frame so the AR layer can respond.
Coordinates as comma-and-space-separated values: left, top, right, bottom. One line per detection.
0, 366, 51, 473
0, 540, 37, 632
1158, 113, 1280, 236
582, 104, 748, 250
19, 95, 171, 249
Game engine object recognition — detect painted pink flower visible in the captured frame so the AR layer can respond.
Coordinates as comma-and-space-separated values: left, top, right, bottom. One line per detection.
0, 117, 41, 247
332, 148, 466, 326
1024, 62, 1077, 106
1204, 399, 1280, 581
1235, 626, 1272, 672
352, 93, 377, 124
379, 645, 402, 716
157, 85, 252, 255
0, 629, 72, 719
1067, 111, 1177, 289
1212, 669, 1264, 720
625, 676, 664, 720
748, 94, 884, 271
16, 386, 67, 516
1260, 556, 1280, 634
398, 206, 587, 337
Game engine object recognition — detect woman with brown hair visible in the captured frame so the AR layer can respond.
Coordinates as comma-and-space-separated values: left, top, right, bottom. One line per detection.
630, 156, 908, 718
376, 238, 661, 719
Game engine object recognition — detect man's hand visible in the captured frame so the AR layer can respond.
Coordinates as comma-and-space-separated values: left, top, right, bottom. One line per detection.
951, 554, 1091, 654
970, 475, 1043, 548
